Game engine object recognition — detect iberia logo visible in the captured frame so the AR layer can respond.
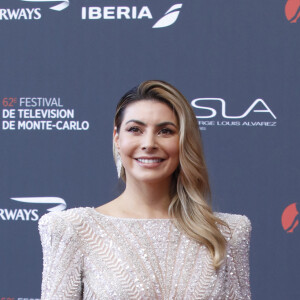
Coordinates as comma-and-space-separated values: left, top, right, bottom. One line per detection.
281, 203, 299, 233
153, 4, 182, 28
285, 0, 300, 23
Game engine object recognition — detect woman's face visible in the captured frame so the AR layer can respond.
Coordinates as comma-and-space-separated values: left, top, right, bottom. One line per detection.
114, 100, 180, 185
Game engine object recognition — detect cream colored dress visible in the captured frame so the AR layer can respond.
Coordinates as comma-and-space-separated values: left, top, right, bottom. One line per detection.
38, 207, 252, 299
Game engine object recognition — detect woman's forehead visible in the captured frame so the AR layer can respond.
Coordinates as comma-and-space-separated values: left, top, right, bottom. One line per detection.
122, 100, 177, 123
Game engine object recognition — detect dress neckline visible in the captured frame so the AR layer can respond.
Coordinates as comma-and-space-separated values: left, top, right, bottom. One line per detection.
89, 207, 173, 221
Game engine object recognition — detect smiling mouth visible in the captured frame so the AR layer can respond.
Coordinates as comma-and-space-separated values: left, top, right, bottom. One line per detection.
135, 158, 165, 164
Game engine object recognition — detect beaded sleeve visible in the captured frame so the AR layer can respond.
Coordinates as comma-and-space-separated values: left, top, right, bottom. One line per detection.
225, 215, 252, 299
38, 212, 83, 300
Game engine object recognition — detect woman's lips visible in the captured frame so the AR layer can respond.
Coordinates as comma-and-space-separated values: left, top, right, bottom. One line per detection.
134, 158, 165, 168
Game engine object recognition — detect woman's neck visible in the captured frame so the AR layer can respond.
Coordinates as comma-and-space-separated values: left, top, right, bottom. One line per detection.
114, 179, 172, 219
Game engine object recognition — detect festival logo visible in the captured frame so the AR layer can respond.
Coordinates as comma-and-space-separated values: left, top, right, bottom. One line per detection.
1, 96, 90, 131
281, 203, 299, 233
285, 0, 300, 23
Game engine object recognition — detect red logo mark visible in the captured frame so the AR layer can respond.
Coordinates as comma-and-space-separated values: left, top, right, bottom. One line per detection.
285, 0, 300, 23
281, 203, 299, 233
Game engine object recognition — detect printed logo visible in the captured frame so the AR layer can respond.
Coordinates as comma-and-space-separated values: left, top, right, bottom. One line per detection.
1, 1, 183, 28
285, 0, 300, 23
281, 203, 299, 233
81, 6, 153, 20
11, 197, 67, 211
192, 98, 276, 119
81, 3, 183, 29
191, 97, 277, 130
0, 297, 40, 300
0, 197, 66, 221
152, 4, 182, 28
0, 7, 42, 20
1, 96, 90, 131
21, 0, 69, 11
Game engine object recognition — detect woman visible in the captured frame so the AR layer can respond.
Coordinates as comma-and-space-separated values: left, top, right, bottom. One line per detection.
39, 80, 252, 299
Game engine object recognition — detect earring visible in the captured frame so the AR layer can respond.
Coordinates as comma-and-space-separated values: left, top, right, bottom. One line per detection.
116, 152, 122, 178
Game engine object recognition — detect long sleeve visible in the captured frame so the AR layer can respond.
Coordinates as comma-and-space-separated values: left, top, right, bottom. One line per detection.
38, 212, 83, 300
226, 215, 252, 300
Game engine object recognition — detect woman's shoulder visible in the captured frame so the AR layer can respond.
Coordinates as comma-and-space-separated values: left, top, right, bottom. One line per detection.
39, 206, 88, 223
213, 211, 252, 241
214, 211, 251, 226
38, 206, 93, 233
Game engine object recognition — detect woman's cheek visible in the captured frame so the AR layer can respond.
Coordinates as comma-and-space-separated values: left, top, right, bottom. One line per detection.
119, 137, 137, 156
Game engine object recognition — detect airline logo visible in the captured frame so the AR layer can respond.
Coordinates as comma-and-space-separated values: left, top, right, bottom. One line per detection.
281, 203, 299, 233
82, 3, 183, 29
0, 1, 183, 28
285, 0, 300, 23
0, 197, 67, 221
153, 4, 182, 28
0, 297, 39, 300
21, 0, 69, 11
11, 196, 67, 211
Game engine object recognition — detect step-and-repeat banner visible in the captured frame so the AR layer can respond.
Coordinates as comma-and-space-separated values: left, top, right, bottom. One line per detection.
1, 0, 299, 299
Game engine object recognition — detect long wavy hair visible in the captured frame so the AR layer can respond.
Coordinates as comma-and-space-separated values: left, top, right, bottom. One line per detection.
113, 80, 230, 269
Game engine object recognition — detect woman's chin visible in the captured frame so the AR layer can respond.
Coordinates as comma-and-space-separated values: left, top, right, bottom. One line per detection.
129, 174, 172, 185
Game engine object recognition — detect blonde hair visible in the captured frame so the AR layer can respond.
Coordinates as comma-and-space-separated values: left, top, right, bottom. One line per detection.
113, 80, 230, 269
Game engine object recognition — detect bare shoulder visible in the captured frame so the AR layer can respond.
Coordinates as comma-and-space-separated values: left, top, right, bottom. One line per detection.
95, 202, 115, 215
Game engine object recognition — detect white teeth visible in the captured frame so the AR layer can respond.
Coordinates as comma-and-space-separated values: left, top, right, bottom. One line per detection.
137, 158, 163, 163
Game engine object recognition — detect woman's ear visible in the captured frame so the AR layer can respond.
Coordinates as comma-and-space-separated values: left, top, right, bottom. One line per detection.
113, 127, 120, 150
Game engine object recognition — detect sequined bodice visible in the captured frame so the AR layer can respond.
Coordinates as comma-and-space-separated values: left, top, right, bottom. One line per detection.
38, 207, 251, 299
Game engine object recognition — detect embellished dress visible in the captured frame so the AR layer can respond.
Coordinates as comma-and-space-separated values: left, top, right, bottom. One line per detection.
38, 207, 252, 299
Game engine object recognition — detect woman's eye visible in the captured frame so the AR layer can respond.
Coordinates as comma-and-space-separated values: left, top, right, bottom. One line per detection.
159, 128, 174, 135
128, 127, 141, 133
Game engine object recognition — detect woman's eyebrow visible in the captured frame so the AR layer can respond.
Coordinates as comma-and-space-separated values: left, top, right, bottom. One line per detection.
156, 121, 177, 129
125, 120, 177, 128
125, 119, 145, 126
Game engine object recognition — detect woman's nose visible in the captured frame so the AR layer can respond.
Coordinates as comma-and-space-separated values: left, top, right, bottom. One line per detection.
141, 132, 157, 151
